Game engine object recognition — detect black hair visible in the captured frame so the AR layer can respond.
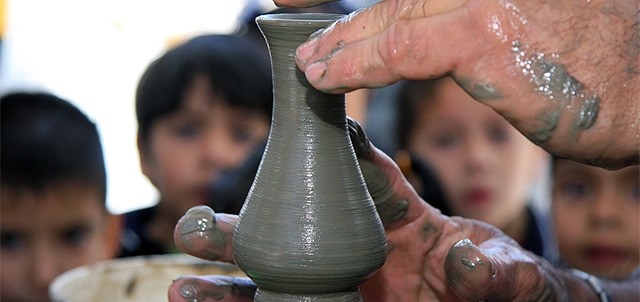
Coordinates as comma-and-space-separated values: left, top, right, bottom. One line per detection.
396, 79, 446, 150
135, 34, 273, 141
1, 92, 107, 204
394, 78, 452, 215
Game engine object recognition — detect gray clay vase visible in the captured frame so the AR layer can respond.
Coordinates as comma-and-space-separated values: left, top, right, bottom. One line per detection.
232, 13, 388, 302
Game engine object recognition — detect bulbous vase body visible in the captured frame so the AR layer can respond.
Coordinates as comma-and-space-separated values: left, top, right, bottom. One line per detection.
232, 13, 387, 302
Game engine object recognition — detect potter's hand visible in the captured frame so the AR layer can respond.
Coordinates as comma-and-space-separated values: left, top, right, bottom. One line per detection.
349, 119, 639, 301
169, 208, 255, 301
168, 120, 609, 301
296, 0, 639, 169
347, 118, 562, 301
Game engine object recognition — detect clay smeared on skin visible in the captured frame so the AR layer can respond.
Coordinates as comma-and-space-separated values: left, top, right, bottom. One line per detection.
348, 116, 409, 225
454, 77, 503, 101
421, 222, 438, 242
528, 108, 560, 145
461, 256, 486, 270
177, 206, 227, 260
444, 238, 498, 295
357, 159, 409, 225
179, 279, 225, 302
178, 276, 256, 302
512, 40, 600, 137
377, 198, 409, 225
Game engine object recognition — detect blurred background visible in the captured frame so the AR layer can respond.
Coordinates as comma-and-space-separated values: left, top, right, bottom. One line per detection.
0, 0, 377, 214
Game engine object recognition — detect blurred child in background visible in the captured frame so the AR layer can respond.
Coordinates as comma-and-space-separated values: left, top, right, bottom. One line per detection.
119, 34, 273, 256
1, 92, 121, 302
552, 157, 639, 280
395, 77, 556, 260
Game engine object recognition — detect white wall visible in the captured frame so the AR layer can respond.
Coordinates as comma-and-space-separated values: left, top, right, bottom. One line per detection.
0, 0, 251, 214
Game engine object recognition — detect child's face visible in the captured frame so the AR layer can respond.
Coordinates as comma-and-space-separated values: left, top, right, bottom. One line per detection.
140, 74, 270, 215
0, 185, 117, 302
408, 78, 546, 229
552, 159, 639, 279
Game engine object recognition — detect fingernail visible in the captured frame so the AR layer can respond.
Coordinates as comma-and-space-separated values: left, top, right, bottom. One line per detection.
178, 210, 215, 236
179, 279, 225, 300
179, 280, 199, 300
305, 61, 327, 83
296, 38, 318, 65
185, 205, 214, 215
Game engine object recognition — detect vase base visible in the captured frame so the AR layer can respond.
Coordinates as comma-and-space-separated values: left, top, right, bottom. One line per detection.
255, 288, 363, 302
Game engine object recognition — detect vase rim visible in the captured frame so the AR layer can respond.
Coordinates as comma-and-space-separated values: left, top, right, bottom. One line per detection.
255, 13, 344, 27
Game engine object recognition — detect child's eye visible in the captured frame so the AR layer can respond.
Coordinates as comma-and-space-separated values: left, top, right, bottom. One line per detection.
561, 181, 591, 200
61, 226, 91, 247
231, 127, 254, 144
489, 126, 509, 144
175, 123, 199, 140
0, 231, 24, 251
433, 134, 458, 149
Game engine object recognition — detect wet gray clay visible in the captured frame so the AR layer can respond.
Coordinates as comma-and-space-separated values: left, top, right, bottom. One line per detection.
232, 13, 387, 302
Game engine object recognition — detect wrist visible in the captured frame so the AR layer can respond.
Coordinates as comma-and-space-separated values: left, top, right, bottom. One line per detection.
536, 260, 603, 302
569, 269, 611, 302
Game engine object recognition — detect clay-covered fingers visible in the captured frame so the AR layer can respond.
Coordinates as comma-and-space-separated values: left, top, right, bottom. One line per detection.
295, 0, 470, 93
174, 205, 237, 262
347, 117, 434, 229
168, 275, 256, 302
296, 13, 471, 93
446, 237, 560, 301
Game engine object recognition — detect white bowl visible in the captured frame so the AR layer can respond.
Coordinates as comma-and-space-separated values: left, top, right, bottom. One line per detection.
50, 254, 246, 302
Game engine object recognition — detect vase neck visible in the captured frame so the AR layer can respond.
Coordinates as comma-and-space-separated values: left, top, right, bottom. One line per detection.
257, 14, 346, 128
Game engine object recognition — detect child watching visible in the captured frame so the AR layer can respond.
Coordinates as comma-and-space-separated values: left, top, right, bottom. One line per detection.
552, 157, 639, 280
119, 34, 273, 256
1, 92, 122, 302
395, 77, 556, 260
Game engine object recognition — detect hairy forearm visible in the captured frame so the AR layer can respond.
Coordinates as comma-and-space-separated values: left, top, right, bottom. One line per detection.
524, 0, 639, 168
458, 0, 639, 169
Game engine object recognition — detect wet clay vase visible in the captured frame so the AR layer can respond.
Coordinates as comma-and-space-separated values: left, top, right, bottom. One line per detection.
232, 13, 387, 302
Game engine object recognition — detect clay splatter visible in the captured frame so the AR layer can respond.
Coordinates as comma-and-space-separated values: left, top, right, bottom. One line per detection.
512, 40, 600, 140
421, 222, 438, 242
455, 77, 502, 101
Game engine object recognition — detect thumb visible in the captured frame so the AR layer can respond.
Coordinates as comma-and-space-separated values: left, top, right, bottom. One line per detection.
445, 238, 555, 301
174, 205, 237, 263
348, 117, 432, 228
445, 238, 501, 301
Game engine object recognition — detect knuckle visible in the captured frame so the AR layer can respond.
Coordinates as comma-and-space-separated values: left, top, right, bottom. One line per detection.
378, 22, 413, 75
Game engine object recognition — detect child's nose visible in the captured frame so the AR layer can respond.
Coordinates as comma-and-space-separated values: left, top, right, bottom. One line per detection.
464, 137, 492, 174
30, 246, 62, 290
201, 133, 238, 169
589, 188, 621, 228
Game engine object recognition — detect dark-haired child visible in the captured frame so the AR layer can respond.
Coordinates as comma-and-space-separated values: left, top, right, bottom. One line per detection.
1, 92, 121, 302
120, 34, 273, 256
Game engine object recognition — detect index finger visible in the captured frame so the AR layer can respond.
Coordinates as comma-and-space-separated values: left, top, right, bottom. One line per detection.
295, 0, 467, 68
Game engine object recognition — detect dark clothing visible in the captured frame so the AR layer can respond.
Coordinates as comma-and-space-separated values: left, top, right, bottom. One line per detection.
118, 206, 167, 257
209, 143, 265, 215
522, 205, 558, 262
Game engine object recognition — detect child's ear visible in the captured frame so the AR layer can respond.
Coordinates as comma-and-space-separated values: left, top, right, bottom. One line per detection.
137, 134, 152, 178
104, 213, 124, 259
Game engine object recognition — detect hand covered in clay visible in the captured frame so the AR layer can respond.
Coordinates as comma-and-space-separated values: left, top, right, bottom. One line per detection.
168, 119, 581, 302
289, 0, 639, 169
